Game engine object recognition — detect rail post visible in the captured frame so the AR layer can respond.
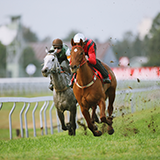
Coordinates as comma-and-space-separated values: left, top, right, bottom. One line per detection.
40, 101, 46, 135
24, 103, 30, 138
32, 102, 38, 137
20, 103, 26, 138
44, 101, 49, 135
49, 102, 54, 134
9, 102, 16, 140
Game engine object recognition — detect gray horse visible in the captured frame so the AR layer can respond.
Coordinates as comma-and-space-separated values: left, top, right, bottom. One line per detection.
41, 49, 77, 135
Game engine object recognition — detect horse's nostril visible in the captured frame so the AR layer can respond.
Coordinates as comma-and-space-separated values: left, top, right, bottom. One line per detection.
42, 68, 47, 73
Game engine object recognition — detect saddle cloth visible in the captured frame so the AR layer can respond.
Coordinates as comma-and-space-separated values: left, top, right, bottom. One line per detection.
89, 64, 112, 83
71, 63, 111, 84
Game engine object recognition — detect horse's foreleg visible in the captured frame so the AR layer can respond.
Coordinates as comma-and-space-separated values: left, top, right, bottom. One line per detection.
57, 109, 67, 131
80, 106, 102, 136
91, 106, 99, 130
69, 106, 77, 136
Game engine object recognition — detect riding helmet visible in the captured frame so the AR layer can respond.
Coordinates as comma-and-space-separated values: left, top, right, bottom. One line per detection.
73, 33, 85, 43
52, 39, 63, 48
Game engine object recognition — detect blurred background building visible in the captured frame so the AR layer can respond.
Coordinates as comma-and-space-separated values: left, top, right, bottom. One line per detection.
0, 11, 160, 78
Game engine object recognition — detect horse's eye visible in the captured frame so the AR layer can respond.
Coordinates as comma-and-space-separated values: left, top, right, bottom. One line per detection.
52, 58, 54, 62
80, 52, 83, 55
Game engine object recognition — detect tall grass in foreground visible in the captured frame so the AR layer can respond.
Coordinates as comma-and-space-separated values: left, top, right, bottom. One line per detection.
0, 106, 160, 160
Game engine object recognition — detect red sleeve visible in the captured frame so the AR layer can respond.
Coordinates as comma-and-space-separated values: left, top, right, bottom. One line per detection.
88, 44, 96, 65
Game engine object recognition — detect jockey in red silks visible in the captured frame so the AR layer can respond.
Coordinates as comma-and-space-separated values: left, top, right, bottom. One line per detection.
69, 33, 111, 87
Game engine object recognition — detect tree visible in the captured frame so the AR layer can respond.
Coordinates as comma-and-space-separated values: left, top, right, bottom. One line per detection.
23, 26, 39, 42
149, 13, 160, 37
112, 31, 135, 59
144, 29, 160, 66
41, 36, 52, 43
143, 12, 160, 66
63, 30, 80, 41
132, 35, 143, 56
20, 47, 41, 77
0, 42, 6, 77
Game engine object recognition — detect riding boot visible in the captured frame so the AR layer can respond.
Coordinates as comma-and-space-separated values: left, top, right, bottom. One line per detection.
92, 59, 111, 83
49, 75, 54, 91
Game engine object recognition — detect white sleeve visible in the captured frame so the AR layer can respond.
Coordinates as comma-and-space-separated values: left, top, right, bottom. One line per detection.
66, 48, 71, 61
66, 48, 70, 56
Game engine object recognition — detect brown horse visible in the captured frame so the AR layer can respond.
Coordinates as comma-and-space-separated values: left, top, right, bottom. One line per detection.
70, 39, 117, 136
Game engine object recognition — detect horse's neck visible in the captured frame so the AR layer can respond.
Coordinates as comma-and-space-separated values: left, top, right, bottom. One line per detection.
51, 70, 69, 89
77, 63, 94, 85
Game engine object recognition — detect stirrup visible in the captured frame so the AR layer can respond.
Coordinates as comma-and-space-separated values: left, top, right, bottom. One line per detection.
103, 77, 111, 83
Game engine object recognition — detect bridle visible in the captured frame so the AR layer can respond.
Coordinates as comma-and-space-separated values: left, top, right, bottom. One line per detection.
71, 45, 98, 89
44, 53, 70, 92
71, 45, 87, 71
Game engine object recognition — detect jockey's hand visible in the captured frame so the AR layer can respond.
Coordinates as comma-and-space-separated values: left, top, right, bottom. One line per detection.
85, 55, 88, 61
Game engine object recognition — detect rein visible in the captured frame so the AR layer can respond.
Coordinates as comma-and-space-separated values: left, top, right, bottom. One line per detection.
72, 45, 87, 68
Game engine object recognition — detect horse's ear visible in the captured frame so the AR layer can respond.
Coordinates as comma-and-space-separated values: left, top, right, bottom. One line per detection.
80, 39, 85, 47
71, 38, 75, 46
45, 47, 49, 54
80, 39, 83, 46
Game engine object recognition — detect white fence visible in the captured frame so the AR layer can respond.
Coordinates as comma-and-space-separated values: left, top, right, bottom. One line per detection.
0, 77, 50, 96
0, 84, 160, 139
0, 77, 160, 96
0, 96, 82, 140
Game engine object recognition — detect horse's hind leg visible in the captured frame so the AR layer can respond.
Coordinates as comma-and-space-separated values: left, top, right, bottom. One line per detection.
106, 87, 116, 135
106, 87, 116, 117
98, 99, 108, 123
57, 109, 67, 131
98, 97, 114, 135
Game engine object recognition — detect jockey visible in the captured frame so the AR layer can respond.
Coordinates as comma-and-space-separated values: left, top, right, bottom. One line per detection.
48, 38, 71, 91
70, 33, 111, 87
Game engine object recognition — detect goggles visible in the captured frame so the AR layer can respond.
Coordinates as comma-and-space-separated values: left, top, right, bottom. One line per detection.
54, 46, 62, 50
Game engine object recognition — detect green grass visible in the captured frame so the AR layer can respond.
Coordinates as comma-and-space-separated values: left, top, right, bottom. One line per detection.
0, 106, 160, 160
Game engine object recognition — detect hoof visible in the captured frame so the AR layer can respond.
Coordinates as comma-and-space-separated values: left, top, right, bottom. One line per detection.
107, 127, 114, 135
62, 126, 68, 131
94, 130, 102, 136
93, 124, 98, 130
68, 129, 76, 136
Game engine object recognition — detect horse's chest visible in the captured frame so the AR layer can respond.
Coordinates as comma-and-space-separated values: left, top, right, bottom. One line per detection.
53, 90, 74, 111
54, 94, 67, 106
77, 91, 100, 108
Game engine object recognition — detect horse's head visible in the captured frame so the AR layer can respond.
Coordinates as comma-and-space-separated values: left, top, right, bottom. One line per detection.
70, 38, 86, 73
41, 48, 60, 77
